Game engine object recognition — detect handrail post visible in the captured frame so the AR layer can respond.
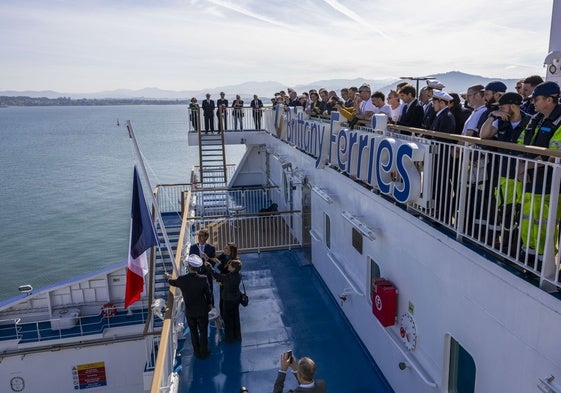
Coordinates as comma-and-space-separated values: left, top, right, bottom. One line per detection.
540, 159, 561, 289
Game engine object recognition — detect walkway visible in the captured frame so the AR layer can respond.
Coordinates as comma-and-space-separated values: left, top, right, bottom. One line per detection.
177, 249, 393, 393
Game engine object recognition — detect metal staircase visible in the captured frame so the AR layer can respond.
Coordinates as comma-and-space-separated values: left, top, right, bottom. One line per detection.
197, 131, 229, 215
198, 132, 227, 187
152, 214, 181, 308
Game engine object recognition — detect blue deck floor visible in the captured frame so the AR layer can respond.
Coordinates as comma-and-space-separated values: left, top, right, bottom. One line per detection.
177, 249, 393, 393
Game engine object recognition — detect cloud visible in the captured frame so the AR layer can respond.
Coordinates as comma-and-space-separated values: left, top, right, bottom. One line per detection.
0, 0, 554, 92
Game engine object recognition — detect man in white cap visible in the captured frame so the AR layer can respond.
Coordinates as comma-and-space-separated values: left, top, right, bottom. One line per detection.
428, 90, 457, 224
430, 90, 455, 135
165, 254, 212, 359
422, 79, 446, 129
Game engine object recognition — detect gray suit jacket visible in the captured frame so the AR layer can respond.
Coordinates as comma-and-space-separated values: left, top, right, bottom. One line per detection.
273, 371, 327, 393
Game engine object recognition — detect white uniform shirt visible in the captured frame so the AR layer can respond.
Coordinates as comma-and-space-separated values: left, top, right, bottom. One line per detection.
461, 105, 486, 136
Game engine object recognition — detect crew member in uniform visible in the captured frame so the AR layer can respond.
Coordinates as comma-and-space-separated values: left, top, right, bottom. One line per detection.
516, 81, 561, 267
165, 254, 212, 359
429, 90, 456, 224
480, 92, 531, 255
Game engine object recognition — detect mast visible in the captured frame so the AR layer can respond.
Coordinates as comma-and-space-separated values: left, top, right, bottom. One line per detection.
126, 120, 179, 277
545, 0, 561, 84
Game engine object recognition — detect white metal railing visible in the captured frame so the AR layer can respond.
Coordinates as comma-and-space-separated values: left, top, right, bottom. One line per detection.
261, 108, 561, 290
0, 305, 149, 345
190, 165, 237, 186
154, 184, 191, 214
189, 186, 279, 217
402, 137, 561, 289
187, 107, 272, 132
188, 211, 301, 253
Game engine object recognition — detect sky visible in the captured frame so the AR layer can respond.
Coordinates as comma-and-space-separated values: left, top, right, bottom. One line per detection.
0, 0, 555, 93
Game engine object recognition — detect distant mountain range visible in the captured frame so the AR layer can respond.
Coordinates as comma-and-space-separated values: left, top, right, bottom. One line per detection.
1, 71, 520, 101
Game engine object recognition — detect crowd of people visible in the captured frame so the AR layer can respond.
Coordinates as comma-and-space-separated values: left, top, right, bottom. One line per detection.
165, 229, 243, 359
189, 93, 263, 133
171, 77, 561, 390
272, 77, 560, 265
190, 76, 560, 266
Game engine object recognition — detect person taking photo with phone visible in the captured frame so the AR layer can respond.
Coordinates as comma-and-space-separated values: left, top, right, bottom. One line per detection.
273, 351, 326, 393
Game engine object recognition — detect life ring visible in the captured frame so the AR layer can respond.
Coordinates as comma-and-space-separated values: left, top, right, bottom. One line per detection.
101, 303, 117, 318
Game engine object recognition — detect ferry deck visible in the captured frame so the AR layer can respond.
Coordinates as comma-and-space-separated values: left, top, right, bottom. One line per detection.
176, 248, 393, 393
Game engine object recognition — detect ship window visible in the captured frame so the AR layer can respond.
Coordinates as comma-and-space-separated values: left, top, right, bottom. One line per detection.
325, 213, 331, 249
352, 228, 363, 254
448, 336, 476, 393
367, 257, 380, 305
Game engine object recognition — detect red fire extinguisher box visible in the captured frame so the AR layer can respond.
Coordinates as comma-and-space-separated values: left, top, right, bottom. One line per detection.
372, 278, 398, 327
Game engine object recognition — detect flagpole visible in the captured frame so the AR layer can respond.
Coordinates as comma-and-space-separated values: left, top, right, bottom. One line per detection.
126, 120, 180, 277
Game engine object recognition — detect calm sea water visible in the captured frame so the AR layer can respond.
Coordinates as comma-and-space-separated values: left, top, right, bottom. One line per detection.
0, 105, 243, 301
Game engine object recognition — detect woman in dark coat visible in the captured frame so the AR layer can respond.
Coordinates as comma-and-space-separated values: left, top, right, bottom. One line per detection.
211, 242, 238, 273
208, 259, 243, 343
210, 243, 238, 315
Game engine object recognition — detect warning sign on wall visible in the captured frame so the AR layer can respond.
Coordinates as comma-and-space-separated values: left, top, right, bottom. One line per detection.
72, 362, 107, 390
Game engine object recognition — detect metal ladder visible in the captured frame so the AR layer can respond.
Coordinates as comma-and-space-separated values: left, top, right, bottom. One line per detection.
197, 130, 229, 215
198, 132, 227, 187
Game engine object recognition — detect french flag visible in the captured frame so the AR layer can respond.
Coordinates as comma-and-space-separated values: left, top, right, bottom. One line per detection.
124, 166, 159, 309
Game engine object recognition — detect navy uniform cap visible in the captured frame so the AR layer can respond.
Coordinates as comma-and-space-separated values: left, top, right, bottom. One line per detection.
485, 81, 507, 93
186, 254, 203, 268
530, 81, 561, 99
426, 79, 445, 90
432, 90, 453, 101
498, 92, 523, 106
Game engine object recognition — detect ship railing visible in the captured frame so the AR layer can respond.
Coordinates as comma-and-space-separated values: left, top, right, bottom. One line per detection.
390, 127, 561, 290
0, 304, 150, 345
154, 183, 192, 214
150, 179, 195, 393
261, 108, 561, 291
182, 184, 300, 252
152, 167, 238, 214
191, 164, 237, 186
0, 318, 22, 341
187, 210, 301, 253
187, 107, 273, 132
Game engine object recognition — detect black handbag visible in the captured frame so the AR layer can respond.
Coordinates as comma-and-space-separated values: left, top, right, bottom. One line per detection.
240, 278, 249, 307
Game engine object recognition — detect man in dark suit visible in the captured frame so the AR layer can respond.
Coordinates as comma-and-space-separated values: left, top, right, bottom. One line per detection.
202, 93, 215, 133
287, 89, 300, 107
397, 84, 424, 134
188, 229, 216, 306
165, 254, 212, 359
250, 94, 263, 129
273, 351, 327, 393
216, 92, 228, 132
